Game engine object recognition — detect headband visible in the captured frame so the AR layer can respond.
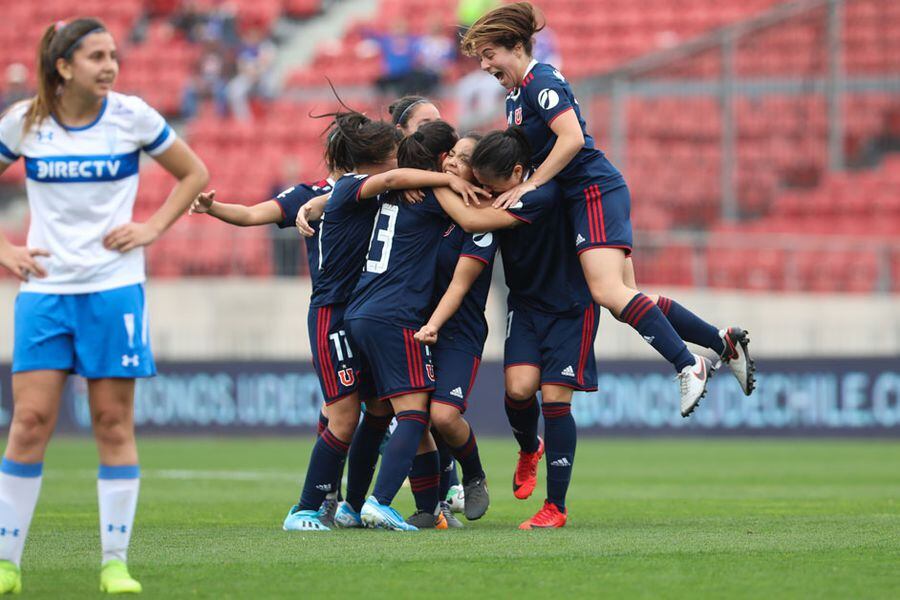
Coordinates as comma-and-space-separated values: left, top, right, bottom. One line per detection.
60, 27, 107, 60
396, 99, 428, 126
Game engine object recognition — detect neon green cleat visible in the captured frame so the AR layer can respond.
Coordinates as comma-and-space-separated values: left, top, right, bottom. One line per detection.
0, 560, 21, 595
100, 560, 142, 594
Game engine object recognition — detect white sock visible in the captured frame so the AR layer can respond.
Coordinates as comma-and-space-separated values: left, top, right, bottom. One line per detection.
97, 465, 140, 565
0, 458, 44, 566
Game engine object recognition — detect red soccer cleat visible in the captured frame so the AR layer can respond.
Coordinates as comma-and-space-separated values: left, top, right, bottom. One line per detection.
512, 436, 544, 500
518, 501, 568, 530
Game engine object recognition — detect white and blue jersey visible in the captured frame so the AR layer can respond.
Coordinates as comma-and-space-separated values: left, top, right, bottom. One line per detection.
0, 92, 175, 378
0, 92, 175, 293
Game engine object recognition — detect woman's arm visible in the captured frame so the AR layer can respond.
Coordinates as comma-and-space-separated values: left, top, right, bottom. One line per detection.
103, 138, 210, 252
433, 187, 520, 233
493, 110, 584, 209
414, 256, 486, 345
295, 193, 331, 237
360, 169, 489, 206
190, 190, 283, 226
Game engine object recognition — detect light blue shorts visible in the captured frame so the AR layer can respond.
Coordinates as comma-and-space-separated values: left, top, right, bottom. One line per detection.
13, 283, 156, 379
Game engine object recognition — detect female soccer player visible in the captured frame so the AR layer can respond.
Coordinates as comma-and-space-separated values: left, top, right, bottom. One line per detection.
389, 95, 441, 136
410, 133, 495, 526
460, 3, 755, 417
431, 128, 598, 529
0, 18, 209, 593
284, 115, 483, 531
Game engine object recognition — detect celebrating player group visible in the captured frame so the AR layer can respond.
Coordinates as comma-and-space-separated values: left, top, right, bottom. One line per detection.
0, 2, 756, 595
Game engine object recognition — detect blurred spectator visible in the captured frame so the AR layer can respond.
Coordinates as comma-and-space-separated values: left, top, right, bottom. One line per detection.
455, 67, 505, 133
2, 64, 31, 110
270, 157, 304, 276
534, 26, 562, 69
368, 19, 427, 97
171, 0, 207, 43
181, 51, 229, 119
416, 19, 455, 93
226, 28, 277, 120
203, 0, 241, 48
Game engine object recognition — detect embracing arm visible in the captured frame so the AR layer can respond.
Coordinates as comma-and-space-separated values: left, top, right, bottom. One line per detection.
415, 257, 486, 345
432, 187, 520, 233
360, 169, 488, 205
104, 138, 210, 252
295, 193, 330, 237
190, 190, 284, 226
493, 110, 584, 209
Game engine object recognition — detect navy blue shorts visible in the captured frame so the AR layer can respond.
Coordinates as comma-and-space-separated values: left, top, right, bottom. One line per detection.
13, 284, 156, 379
345, 317, 435, 401
504, 303, 600, 391
431, 344, 481, 413
566, 183, 633, 256
307, 303, 374, 404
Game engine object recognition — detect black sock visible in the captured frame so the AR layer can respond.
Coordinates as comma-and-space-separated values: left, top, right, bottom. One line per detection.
542, 402, 576, 512
298, 427, 348, 510
408, 450, 440, 513
345, 411, 392, 513
504, 394, 540, 453
450, 425, 485, 485
372, 410, 428, 506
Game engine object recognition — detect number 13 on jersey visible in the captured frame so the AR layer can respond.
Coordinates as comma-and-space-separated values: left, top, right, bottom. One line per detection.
366, 203, 398, 274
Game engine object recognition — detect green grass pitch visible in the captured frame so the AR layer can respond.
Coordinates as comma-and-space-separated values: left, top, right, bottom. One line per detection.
9, 437, 899, 598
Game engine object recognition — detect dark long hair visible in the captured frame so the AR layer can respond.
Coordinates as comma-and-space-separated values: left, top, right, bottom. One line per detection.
397, 120, 458, 171
388, 95, 431, 129
24, 18, 109, 133
321, 111, 400, 172
470, 127, 531, 179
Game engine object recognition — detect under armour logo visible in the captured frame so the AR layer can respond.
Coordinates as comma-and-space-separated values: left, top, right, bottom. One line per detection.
0, 527, 20, 537
121, 354, 140, 367
36, 130, 53, 142
107, 524, 127, 533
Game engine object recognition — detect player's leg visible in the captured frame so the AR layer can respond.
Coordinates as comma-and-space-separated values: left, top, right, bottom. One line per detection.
87, 379, 142, 594
340, 393, 392, 526
0, 371, 67, 594
572, 185, 713, 414
624, 259, 756, 396
406, 430, 449, 529
435, 432, 463, 514
519, 385, 574, 530
430, 346, 487, 520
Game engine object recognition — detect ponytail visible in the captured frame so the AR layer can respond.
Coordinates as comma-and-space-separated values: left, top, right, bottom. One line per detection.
397, 120, 458, 171
321, 111, 399, 172
470, 127, 532, 179
23, 17, 108, 133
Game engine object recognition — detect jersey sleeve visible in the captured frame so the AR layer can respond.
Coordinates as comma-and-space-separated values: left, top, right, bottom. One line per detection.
459, 231, 497, 266
273, 184, 317, 229
525, 67, 575, 126
0, 103, 26, 164
133, 97, 177, 156
505, 182, 560, 224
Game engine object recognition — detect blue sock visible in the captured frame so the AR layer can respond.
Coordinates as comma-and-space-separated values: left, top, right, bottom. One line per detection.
433, 431, 455, 499
299, 427, 348, 510
542, 402, 576, 512
504, 394, 540, 453
409, 450, 440, 513
657, 296, 725, 355
372, 410, 428, 506
451, 426, 485, 484
346, 411, 392, 513
620, 293, 694, 372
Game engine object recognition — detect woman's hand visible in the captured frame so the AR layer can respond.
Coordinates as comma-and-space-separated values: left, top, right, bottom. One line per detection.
189, 190, 215, 215
493, 181, 537, 209
402, 189, 425, 204
448, 175, 490, 207
295, 203, 317, 237
414, 324, 439, 345
103, 222, 161, 253
0, 244, 49, 281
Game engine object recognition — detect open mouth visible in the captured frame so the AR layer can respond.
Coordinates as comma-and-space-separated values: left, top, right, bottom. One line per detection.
491, 71, 504, 82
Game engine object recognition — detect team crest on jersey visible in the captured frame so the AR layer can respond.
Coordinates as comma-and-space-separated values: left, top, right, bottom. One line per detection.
514, 107, 523, 125
338, 368, 355, 387
426, 364, 435, 381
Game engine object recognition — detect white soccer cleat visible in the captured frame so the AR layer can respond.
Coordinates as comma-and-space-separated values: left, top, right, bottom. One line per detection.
678, 354, 714, 418
718, 327, 756, 396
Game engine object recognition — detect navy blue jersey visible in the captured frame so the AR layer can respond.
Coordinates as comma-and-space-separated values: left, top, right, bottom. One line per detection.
346, 189, 450, 328
310, 174, 379, 308
499, 179, 592, 315
273, 177, 333, 287
506, 61, 624, 191
432, 224, 497, 356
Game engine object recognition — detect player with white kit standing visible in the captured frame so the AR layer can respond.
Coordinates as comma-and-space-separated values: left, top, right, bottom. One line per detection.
0, 18, 208, 594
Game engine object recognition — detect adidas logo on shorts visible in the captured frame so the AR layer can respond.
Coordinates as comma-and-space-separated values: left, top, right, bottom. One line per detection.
643, 335, 656, 344
575, 234, 586, 245
450, 387, 464, 399
561, 365, 575, 377
550, 457, 572, 467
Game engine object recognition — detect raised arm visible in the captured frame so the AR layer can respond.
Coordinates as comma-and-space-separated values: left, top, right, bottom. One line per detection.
432, 187, 520, 233
414, 256, 486, 345
190, 190, 284, 226
104, 138, 210, 252
295, 193, 330, 237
